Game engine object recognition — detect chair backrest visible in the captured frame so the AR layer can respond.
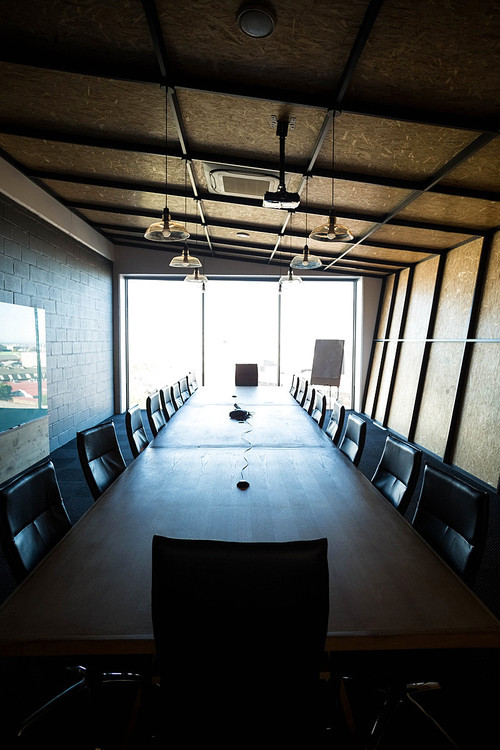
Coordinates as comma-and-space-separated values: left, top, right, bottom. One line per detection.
302, 384, 314, 413
146, 390, 167, 437
125, 404, 150, 459
235, 363, 258, 386
152, 535, 329, 739
371, 436, 422, 515
338, 414, 366, 467
289, 374, 299, 399
310, 390, 327, 428
179, 376, 190, 402
0, 460, 72, 583
160, 385, 176, 421
77, 421, 126, 501
187, 371, 198, 394
170, 381, 183, 411
411, 464, 489, 586
295, 377, 307, 405
325, 400, 345, 445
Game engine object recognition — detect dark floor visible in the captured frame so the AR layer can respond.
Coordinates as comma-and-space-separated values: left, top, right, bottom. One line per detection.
0, 406, 499, 748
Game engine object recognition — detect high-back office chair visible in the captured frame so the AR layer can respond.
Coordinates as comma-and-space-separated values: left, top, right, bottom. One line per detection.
338, 414, 366, 467
160, 385, 176, 421
146, 390, 167, 437
371, 436, 422, 516
151, 535, 329, 743
325, 400, 345, 446
77, 421, 126, 501
171, 381, 184, 411
0, 460, 72, 583
302, 384, 314, 414
125, 404, 150, 459
411, 464, 489, 586
295, 377, 307, 406
290, 374, 299, 399
179, 376, 190, 403
235, 363, 258, 386
310, 390, 327, 429
187, 371, 198, 394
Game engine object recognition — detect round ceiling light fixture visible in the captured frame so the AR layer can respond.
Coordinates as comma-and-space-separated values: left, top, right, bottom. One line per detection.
237, 4, 276, 38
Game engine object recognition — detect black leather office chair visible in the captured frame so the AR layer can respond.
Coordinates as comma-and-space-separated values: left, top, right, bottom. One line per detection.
325, 400, 345, 446
0, 460, 72, 583
289, 374, 299, 399
338, 414, 366, 467
302, 383, 314, 413
295, 377, 308, 406
146, 390, 166, 437
77, 421, 126, 501
371, 436, 422, 516
125, 404, 149, 459
160, 385, 176, 421
235, 363, 258, 386
179, 376, 190, 402
411, 464, 489, 586
187, 371, 198, 394
151, 535, 329, 744
310, 389, 327, 428
170, 381, 183, 411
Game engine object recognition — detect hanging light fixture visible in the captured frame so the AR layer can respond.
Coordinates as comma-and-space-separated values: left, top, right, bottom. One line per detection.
309, 111, 353, 243
184, 267, 208, 283
170, 161, 201, 268
290, 178, 322, 270
145, 87, 189, 242
279, 213, 301, 285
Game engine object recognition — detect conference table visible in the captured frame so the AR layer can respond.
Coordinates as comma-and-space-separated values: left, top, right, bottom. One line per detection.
0, 386, 499, 659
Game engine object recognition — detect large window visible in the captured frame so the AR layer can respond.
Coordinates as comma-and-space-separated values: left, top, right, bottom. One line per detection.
126, 277, 355, 408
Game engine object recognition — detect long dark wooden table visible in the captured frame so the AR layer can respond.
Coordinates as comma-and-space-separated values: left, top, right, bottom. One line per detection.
0, 386, 499, 657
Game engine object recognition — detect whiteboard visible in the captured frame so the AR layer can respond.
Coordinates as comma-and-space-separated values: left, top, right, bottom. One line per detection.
311, 339, 344, 386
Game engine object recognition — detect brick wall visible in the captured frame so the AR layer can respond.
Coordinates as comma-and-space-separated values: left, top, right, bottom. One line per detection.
0, 194, 114, 450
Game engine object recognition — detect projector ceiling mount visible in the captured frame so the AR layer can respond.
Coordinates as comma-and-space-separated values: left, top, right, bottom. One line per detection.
263, 117, 300, 209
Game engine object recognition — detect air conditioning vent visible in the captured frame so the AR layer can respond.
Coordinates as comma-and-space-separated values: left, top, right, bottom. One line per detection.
203, 163, 283, 199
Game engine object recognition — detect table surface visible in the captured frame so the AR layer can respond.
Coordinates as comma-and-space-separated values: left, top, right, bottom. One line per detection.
0, 386, 499, 656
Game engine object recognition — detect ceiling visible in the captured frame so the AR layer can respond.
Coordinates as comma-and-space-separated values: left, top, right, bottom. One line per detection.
0, 0, 498, 279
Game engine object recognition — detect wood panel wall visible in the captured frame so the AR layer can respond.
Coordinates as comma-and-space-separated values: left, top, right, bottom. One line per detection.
362, 231, 500, 490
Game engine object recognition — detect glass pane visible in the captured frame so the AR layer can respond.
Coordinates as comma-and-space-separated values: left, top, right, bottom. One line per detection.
280, 281, 354, 408
203, 280, 279, 387
127, 279, 202, 408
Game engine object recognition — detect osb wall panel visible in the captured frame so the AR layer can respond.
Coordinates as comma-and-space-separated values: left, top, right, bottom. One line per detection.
374, 340, 397, 424
387, 341, 425, 438
403, 255, 439, 339
433, 239, 482, 339
376, 274, 395, 338
452, 344, 500, 488
414, 343, 463, 458
363, 341, 383, 416
388, 268, 410, 338
0, 416, 49, 485
475, 232, 500, 340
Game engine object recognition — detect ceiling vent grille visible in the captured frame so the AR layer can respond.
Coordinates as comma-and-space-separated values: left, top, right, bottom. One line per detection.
203, 162, 283, 199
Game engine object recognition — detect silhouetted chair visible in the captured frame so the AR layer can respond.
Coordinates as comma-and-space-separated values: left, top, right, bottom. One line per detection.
411, 464, 489, 586
160, 385, 176, 421
151, 535, 329, 744
170, 381, 183, 411
187, 371, 198, 394
125, 404, 149, 459
179, 376, 190, 402
310, 389, 327, 428
235, 363, 258, 386
302, 383, 314, 413
0, 460, 72, 583
325, 400, 345, 446
338, 414, 366, 467
289, 374, 299, 399
371, 436, 422, 516
77, 421, 126, 501
295, 377, 307, 405
146, 390, 167, 437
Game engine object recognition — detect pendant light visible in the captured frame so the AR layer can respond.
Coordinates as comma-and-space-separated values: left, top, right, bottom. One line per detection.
183, 223, 206, 281
290, 178, 322, 270
279, 213, 301, 285
144, 87, 189, 242
309, 111, 353, 243
170, 161, 201, 268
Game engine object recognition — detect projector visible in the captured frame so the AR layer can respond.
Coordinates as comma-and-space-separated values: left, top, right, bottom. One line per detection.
263, 186, 300, 209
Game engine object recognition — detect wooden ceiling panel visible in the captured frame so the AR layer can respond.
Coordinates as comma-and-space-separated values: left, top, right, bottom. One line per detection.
345, 245, 434, 264
369, 224, 474, 250
347, 0, 500, 118
306, 177, 410, 215
439, 139, 500, 192
202, 199, 285, 232
316, 113, 476, 181
398, 193, 500, 231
